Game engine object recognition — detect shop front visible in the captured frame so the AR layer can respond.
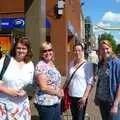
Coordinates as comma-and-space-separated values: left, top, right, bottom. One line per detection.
0, 17, 25, 56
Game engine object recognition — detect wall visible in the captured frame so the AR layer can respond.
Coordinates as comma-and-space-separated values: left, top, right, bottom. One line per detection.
46, 0, 68, 76
0, 0, 24, 18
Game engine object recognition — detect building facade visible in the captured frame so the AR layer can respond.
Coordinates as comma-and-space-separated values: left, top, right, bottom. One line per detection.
46, 0, 82, 75
0, 0, 24, 55
0, 0, 83, 76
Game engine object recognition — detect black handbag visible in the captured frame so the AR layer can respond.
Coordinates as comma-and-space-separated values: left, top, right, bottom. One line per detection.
0, 54, 11, 80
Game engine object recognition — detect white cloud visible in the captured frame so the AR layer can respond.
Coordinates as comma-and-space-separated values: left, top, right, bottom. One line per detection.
102, 11, 120, 22
115, 0, 120, 3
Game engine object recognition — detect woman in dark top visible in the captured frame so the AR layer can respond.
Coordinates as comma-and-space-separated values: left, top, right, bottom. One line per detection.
96, 40, 120, 120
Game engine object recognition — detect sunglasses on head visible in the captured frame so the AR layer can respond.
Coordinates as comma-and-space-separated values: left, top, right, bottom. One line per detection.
43, 48, 53, 53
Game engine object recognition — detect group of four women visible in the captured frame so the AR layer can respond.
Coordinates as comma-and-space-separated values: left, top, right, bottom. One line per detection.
0, 36, 120, 120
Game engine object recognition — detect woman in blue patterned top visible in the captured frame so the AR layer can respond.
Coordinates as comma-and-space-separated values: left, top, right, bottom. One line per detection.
96, 40, 120, 120
34, 41, 64, 120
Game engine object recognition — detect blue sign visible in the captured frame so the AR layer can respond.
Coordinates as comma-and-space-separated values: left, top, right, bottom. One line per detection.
45, 18, 51, 28
0, 17, 51, 29
0, 18, 25, 29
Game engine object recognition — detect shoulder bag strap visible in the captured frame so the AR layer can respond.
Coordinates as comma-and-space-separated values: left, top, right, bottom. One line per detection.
0, 54, 11, 80
64, 61, 85, 88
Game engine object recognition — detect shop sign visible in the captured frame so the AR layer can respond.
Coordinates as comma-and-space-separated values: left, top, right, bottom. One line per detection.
0, 18, 25, 29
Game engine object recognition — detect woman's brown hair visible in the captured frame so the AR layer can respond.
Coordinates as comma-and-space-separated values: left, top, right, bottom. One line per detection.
10, 36, 33, 63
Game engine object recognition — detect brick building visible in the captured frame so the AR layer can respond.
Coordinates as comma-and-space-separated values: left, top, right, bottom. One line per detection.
0, 0, 83, 76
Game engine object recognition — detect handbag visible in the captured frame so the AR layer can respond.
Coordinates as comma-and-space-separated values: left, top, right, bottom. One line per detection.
61, 61, 85, 114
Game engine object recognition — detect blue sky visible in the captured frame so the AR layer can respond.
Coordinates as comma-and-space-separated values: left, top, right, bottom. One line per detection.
82, 0, 120, 44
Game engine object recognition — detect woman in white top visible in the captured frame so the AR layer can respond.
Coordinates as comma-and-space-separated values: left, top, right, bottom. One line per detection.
68, 42, 94, 120
34, 41, 64, 120
0, 36, 34, 120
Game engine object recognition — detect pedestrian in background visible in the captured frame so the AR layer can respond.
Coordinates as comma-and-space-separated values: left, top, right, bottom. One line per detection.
0, 36, 34, 120
88, 50, 99, 81
34, 41, 64, 120
67, 42, 94, 120
95, 40, 120, 120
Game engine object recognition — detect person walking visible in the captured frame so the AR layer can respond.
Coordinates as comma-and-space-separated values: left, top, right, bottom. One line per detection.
34, 41, 64, 120
0, 36, 34, 120
95, 40, 120, 120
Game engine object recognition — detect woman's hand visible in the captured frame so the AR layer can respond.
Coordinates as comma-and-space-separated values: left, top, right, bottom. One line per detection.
17, 89, 26, 97
78, 97, 87, 109
3, 87, 19, 97
56, 88, 64, 98
2, 87, 26, 97
110, 104, 118, 115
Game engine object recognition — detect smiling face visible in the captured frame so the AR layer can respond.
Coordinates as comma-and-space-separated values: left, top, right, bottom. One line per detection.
73, 45, 84, 61
99, 40, 113, 60
41, 42, 54, 63
15, 43, 28, 61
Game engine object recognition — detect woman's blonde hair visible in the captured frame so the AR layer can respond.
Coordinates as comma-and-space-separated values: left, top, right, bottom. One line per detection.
99, 40, 112, 49
40, 41, 52, 51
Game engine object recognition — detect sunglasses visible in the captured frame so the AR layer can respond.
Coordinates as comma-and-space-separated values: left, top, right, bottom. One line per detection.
43, 48, 53, 53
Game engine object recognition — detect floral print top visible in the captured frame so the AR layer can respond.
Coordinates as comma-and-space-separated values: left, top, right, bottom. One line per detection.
97, 66, 112, 102
34, 60, 61, 106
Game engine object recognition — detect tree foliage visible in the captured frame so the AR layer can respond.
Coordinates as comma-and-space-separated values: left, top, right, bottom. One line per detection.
98, 32, 117, 52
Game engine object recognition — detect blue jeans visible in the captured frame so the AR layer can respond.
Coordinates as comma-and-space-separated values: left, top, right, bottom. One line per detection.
70, 97, 87, 120
35, 103, 61, 120
99, 100, 120, 120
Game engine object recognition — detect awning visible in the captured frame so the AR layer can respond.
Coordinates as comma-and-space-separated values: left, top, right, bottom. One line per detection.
45, 17, 51, 28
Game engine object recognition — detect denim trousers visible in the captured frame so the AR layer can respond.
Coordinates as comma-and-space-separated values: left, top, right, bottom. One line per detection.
99, 100, 120, 120
70, 97, 87, 120
35, 103, 61, 120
